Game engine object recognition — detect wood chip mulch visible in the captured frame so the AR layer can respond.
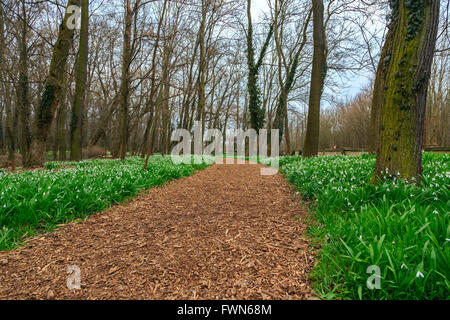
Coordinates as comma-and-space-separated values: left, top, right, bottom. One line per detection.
0, 163, 316, 300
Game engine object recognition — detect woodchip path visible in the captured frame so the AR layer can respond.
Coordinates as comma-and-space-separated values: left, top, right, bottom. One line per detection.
0, 163, 315, 299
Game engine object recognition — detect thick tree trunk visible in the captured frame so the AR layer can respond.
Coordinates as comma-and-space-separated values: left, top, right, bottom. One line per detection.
369, 27, 393, 155
29, 0, 77, 166
303, 0, 326, 158
56, 90, 67, 161
284, 103, 291, 154
372, 0, 440, 182
70, 0, 89, 161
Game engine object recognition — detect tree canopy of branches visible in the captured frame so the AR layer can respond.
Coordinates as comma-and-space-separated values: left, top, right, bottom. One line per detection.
0, 0, 447, 170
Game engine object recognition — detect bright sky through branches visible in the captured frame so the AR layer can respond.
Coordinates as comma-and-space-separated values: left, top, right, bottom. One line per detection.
250, 0, 382, 108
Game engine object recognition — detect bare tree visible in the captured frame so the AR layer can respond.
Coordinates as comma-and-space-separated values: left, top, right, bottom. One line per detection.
303, 0, 327, 157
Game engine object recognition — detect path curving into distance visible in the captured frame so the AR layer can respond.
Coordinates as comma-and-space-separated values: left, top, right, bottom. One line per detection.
0, 163, 316, 299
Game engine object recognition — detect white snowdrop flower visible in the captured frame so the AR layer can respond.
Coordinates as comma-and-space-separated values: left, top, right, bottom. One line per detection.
433, 210, 439, 215
359, 235, 363, 241
386, 188, 390, 192
446, 238, 450, 242
401, 263, 408, 269
416, 271, 424, 278
434, 197, 438, 201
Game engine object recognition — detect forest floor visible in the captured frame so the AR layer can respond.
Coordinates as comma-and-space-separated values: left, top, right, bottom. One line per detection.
0, 162, 316, 299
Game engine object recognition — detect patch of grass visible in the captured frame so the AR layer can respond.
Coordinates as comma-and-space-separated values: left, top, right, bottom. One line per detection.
0, 155, 212, 250
279, 153, 450, 299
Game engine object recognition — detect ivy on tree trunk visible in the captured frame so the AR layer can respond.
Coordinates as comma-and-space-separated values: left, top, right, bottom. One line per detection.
246, 0, 273, 133
29, 0, 78, 166
372, 0, 440, 182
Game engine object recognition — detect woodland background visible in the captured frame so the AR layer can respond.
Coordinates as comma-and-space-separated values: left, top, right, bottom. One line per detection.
0, 0, 448, 167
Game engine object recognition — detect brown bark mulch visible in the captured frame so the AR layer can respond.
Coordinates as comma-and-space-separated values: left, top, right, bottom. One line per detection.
0, 163, 316, 300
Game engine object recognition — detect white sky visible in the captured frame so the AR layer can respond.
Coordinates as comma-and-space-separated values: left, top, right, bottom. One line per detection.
251, 0, 270, 18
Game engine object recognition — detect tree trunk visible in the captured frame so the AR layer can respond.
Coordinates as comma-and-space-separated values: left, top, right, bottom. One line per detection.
196, 0, 207, 137
29, 0, 78, 166
70, 0, 89, 161
119, 0, 132, 160
369, 27, 394, 155
56, 87, 67, 161
0, 4, 16, 169
372, 0, 440, 182
17, 0, 31, 167
144, 42, 170, 169
246, 0, 273, 133
273, 4, 311, 155
141, 0, 167, 158
303, 0, 326, 158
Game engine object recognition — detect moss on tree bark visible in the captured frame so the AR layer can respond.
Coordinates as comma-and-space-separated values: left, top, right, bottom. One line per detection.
372, 0, 440, 182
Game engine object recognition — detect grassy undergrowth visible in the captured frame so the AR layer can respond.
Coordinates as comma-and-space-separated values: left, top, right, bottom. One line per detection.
0, 155, 212, 250
279, 153, 449, 300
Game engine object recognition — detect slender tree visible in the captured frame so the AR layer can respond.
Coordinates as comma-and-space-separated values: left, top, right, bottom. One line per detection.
144, 31, 171, 170
303, 0, 327, 157
372, 0, 440, 181
0, 2, 16, 169
118, 0, 134, 160
196, 0, 207, 137
273, 2, 312, 154
16, 0, 31, 167
141, 0, 167, 157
